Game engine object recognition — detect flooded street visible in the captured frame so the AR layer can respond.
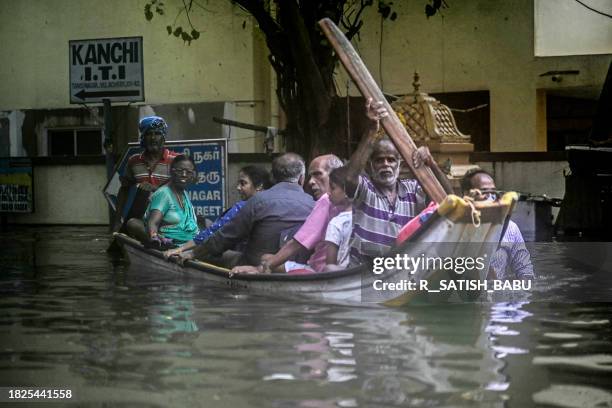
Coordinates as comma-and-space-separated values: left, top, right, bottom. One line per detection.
1, 226, 611, 407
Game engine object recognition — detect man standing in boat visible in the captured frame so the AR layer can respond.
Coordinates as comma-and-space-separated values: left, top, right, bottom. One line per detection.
344, 99, 453, 266
112, 116, 178, 234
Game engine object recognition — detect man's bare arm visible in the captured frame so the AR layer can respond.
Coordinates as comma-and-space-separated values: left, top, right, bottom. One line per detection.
413, 146, 454, 195
431, 163, 454, 194
325, 242, 340, 265
345, 99, 388, 197
261, 239, 307, 269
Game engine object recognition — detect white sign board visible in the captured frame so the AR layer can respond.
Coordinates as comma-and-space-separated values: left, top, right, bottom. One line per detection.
69, 36, 144, 104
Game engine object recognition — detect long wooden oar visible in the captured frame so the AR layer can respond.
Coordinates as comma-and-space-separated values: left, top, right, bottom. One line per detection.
318, 18, 447, 204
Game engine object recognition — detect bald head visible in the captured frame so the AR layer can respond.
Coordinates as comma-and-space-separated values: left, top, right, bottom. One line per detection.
308, 154, 343, 199
272, 153, 306, 184
371, 138, 400, 160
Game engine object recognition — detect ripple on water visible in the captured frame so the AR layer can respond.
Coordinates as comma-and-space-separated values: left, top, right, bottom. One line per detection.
533, 354, 612, 372
2, 228, 612, 407
533, 384, 612, 408
543, 333, 583, 339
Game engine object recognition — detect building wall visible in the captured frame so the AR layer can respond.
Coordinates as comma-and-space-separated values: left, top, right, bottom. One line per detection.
1, 0, 609, 225
0, 0, 270, 153
343, 0, 611, 151
475, 160, 567, 223
0, 0, 256, 108
535, 0, 612, 56
475, 160, 567, 199
2, 0, 610, 154
8, 164, 108, 224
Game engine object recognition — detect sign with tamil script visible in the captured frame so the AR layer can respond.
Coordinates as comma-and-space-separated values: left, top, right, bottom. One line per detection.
103, 139, 228, 223
69, 36, 144, 104
0, 158, 34, 213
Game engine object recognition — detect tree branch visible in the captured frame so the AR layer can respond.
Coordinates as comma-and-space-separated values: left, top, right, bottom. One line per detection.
343, 0, 370, 40
280, 0, 332, 124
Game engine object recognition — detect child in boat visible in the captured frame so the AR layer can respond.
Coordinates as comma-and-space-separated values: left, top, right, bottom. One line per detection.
322, 167, 353, 272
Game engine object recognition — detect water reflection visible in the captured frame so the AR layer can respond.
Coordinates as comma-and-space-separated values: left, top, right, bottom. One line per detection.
1, 227, 611, 407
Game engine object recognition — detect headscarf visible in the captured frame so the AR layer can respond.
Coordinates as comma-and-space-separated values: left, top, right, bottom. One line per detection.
138, 116, 168, 147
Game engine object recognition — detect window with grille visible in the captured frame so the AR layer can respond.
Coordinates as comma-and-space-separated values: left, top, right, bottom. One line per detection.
47, 129, 103, 156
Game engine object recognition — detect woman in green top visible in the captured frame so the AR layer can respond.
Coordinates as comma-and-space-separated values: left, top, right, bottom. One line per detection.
126, 154, 198, 247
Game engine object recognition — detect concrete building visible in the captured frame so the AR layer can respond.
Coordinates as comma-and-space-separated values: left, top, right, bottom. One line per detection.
0, 0, 610, 225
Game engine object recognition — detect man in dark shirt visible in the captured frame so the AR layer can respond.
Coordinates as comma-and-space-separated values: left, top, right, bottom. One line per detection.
192, 153, 315, 267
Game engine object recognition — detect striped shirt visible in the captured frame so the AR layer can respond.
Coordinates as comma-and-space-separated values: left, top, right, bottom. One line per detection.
490, 221, 535, 280
121, 148, 178, 187
349, 175, 427, 265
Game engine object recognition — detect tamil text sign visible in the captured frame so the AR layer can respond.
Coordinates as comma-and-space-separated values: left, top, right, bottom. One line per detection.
103, 139, 227, 222
69, 36, 144, 104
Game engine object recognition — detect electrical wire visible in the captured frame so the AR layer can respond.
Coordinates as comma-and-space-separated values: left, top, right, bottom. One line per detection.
573, 0, 612, 19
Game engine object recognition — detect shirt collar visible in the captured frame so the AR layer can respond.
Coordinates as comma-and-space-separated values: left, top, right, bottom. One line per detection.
272, 181, 303, 191
138, 147, 170, 161
369, 176, 410, 199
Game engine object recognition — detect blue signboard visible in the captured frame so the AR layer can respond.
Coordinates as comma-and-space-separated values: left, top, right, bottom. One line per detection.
103, 139, 227, 223
0, 158, 34, 213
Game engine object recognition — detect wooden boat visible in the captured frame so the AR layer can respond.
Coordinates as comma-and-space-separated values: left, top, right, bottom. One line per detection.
115, 191, 517, 306
116, 19, 519, 305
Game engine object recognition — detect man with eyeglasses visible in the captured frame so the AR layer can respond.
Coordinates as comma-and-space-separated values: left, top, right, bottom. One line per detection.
461, 168, 535, 281
112, 116, 178, 234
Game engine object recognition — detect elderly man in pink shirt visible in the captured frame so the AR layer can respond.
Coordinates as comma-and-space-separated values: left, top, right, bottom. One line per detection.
231, 154, 343, 274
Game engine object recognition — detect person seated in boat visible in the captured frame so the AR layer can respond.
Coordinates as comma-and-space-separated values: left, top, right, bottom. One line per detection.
126, 155, 199, 249
232, 154, 344, 274
322, 166, 353, 272
112, 116, 179, 234
162, 165, 272, 259
344, 98, 454, 266
461, 168, 535, 281
189, 153, 315, 268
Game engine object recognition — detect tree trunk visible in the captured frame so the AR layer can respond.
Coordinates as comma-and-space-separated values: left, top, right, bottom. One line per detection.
236, 0, 359, 160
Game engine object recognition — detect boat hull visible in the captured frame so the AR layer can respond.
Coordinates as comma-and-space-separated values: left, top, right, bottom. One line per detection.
116, 196, 510, 306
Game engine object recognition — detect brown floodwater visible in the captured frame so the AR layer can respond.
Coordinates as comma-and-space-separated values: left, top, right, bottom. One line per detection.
0, 226, 611, 407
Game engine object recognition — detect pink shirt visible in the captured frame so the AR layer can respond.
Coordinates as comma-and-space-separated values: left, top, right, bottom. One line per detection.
293, 193, 340, 272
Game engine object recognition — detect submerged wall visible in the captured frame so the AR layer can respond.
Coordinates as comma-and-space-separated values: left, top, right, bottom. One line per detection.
8, 164, 108, 225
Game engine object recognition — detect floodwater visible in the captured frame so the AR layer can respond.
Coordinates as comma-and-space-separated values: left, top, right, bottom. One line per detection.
1, 226, 611, 407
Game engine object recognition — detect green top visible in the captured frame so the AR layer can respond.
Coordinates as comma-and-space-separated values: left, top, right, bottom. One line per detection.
145, 185, 199, 244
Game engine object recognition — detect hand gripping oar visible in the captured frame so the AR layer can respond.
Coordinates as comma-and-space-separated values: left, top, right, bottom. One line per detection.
318, 18, 448, 204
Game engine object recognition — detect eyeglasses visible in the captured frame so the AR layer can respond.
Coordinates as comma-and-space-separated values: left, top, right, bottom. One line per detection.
481, 190, 499, 201
172, 168, 195, 176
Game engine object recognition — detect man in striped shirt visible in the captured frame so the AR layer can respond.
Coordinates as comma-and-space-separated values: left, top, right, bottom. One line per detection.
112, 116, 178, 233
345, 99, 453, 266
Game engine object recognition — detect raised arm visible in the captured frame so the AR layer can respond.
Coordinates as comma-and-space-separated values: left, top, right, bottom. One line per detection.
345, 98, 388, 197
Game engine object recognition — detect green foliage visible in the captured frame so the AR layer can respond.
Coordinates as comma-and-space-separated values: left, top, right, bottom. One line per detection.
145, 0, 198, 45
377, 1, 397, 21
425, 0, 448, 18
